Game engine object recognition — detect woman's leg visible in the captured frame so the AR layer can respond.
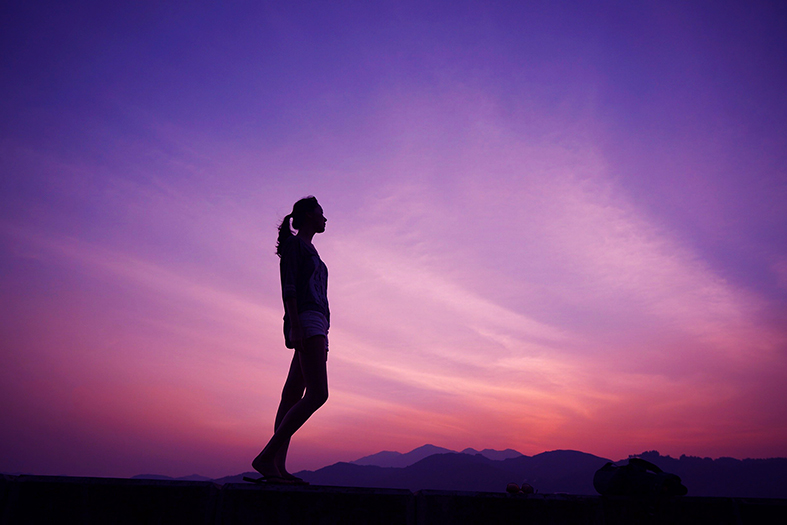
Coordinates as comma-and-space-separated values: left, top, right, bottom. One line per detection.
272, 353, 306, 477
253, 336, 328, 477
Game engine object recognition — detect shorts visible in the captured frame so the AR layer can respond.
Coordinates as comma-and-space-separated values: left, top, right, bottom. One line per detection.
298, 310, 329, 351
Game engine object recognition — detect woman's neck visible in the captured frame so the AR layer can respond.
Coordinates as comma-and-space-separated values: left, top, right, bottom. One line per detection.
296, 230, 316, 244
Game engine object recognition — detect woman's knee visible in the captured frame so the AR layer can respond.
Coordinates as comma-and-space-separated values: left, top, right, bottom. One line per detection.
281, 384, 304, 404
305, 386, 328, 408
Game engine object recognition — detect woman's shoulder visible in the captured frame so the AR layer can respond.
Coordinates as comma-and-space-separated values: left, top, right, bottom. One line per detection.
281, 235, 316, 256
280, 235, 299, 249
279, 235, 300, 258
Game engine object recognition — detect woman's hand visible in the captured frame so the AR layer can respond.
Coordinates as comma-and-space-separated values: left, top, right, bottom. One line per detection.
289, 321, 305, 351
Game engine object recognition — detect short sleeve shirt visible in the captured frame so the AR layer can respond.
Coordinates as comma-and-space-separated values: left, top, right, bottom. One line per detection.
279, 236, 330, 345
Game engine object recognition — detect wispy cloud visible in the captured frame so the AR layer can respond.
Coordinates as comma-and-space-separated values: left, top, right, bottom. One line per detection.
2, 0, 786, 477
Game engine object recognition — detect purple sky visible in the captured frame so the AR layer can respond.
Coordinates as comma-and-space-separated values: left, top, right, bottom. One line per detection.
2, 1, 786, 478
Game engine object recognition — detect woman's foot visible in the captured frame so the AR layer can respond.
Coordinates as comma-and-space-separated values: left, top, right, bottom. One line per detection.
274, 461, 309, 485
252, 454, 281, 478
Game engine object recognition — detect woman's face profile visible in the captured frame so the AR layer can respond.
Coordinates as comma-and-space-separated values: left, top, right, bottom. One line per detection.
310, 205, 327, 233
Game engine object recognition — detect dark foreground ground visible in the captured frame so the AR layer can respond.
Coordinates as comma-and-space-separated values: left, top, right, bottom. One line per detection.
2, 475, 786, 524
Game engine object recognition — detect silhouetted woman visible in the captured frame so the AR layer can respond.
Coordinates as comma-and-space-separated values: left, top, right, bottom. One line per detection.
252, 196, 329, 483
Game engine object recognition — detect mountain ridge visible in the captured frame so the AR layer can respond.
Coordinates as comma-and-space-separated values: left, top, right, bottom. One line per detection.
351, 444, 457, 468
296, 449, 787, 497
126, 446, 787, 498
351, 444, 521, 468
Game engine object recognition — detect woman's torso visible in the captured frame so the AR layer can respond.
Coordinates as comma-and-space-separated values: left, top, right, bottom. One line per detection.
280, 235, 329, 321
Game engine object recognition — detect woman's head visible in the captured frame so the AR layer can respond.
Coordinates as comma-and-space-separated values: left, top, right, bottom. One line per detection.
290, 196, 321, 231
276, 196, 324, 256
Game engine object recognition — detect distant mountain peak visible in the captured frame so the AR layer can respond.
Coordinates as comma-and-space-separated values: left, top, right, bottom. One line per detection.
461, 448, 524, 461
352, 444, 523, 468
351, 444, 455, 468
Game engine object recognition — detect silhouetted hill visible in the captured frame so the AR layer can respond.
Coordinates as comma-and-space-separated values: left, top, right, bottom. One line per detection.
499, 450, 611, 494
461, 447, 523, 461
388, 453, 520, 491
305, 453, 512, 491
300, 451, 610, 493
630, 450, 787, 499
131, 474, 173, 480
297, 463, 400, 488
351, 444, 455, 468
351, 444, 523, 468
122, 446, 787, 498
213, 472, 254, 484
295, 448, 787, 497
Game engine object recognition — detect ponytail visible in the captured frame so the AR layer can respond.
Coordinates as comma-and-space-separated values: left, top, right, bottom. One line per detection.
275, 196, 320, 257
275, 214, 293, 257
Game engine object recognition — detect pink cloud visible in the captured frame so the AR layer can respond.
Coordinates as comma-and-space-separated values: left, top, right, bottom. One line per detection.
2, 2, 786, 477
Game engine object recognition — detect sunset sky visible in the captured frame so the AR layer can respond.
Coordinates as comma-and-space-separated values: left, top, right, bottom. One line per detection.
2, 1, 786, 479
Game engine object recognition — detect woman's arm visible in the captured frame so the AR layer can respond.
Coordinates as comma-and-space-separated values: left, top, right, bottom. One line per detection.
280, 238, 303, 349
284, 296, 303, 351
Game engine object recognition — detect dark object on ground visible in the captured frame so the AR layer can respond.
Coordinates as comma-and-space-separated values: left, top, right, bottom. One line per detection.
594, 457, 688, 496
505, 482, 536, 495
